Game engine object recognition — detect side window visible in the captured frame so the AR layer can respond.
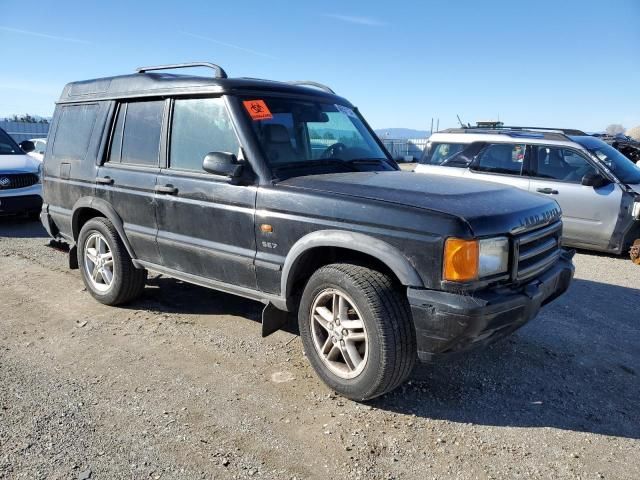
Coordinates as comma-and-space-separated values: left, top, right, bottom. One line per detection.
424, 143, 467, 165
474, 143, 525, 175
107, 103, 126, 164
107, 100, 164, 166
170, 98, 240, 171
52, 104, 99, 160
531, 146, 596, 183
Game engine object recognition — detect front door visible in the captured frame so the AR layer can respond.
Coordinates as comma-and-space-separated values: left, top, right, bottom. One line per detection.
95, 100, 164, 264
465, 142, 531, 191
528, 145, 622, 248
154, 97, 257, 288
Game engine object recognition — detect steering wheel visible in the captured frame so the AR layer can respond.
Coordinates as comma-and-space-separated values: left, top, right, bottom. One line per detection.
321, 142, 347, 159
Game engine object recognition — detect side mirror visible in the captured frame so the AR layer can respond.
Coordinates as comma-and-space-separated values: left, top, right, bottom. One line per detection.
581, 171, 610, 188
19, 140, 35, 153
202, 152, 243, 177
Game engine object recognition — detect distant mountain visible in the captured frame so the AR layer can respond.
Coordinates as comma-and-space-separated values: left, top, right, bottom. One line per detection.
375, 128, 431, 139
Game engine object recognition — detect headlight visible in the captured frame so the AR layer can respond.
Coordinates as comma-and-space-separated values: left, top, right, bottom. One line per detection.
632, 201, 640, 220
478, 237, 510, 277
443, 236, 509, 282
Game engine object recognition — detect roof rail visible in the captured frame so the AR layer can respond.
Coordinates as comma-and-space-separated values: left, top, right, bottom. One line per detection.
287, 80, 335, 94
136, 62, 228, 79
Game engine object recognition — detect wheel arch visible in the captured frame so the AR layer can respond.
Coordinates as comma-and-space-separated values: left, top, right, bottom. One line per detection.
281, 230, 423, 305
71, 197, 137, 260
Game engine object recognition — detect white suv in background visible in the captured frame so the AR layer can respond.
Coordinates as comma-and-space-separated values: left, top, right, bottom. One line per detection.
415, 127, 640, 255
0, 128, 43, 218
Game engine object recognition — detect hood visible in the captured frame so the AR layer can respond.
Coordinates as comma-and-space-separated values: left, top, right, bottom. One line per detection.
279, 171, 562, 236
0, 153, 41, 173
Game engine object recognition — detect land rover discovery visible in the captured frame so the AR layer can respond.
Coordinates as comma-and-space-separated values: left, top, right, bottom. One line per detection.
41, 63, 574, 400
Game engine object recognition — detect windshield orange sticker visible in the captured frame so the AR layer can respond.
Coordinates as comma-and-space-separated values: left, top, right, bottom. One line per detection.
243, 100, 273, 121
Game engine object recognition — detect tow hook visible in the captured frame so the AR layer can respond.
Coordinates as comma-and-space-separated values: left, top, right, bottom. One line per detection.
630, 239, 640, 265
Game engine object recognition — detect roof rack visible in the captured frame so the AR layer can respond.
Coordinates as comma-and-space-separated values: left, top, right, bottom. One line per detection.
496, 126, 587, 136
287, 80, 335, 94
439, 127, 571, 142
136, 62, 228, 79
460, 124, 586, 136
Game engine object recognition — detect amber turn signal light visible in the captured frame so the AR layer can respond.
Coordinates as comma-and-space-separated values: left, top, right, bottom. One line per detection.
443, 238, 479, 282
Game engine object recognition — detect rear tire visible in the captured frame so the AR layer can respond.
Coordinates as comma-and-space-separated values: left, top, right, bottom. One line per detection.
298, 263, 416, 401
77, 217, 147, 305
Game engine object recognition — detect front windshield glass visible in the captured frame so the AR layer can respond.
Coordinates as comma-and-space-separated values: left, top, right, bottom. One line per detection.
0, 129, 22, 155
572, 136, 640, 185
241, 96, 395, 179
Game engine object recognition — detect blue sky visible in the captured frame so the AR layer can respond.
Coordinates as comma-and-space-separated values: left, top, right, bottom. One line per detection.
1, 0, 638, 132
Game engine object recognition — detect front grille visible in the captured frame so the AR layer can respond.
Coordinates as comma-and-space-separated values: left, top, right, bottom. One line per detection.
0, 173, 39, 190
514, 221, 562, 282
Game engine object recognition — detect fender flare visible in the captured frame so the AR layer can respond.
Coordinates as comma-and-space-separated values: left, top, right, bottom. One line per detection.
71, 197, 137, 259
280, 230, 423, 299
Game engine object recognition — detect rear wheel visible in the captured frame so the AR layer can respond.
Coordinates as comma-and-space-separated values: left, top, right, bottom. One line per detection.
299, 263, 416, 401
630, 239, 640, 265
77, 217, 147, 305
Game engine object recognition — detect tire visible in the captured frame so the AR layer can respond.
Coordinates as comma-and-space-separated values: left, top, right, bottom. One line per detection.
298, 263, 416, 401
77, 217, 147, 305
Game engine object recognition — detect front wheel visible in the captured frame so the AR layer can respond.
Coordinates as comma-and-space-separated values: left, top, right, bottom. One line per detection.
77, 217, 147, 305
298, 263, 416, 401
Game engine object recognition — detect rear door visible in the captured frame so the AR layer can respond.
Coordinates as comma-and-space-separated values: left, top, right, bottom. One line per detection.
464, 142, 531, 191
154, 96, 257, 288
528, 145, 622, 248
95, 100, 164, 263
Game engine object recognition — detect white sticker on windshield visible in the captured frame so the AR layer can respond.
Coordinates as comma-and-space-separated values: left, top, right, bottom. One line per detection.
336, 104, 357, 118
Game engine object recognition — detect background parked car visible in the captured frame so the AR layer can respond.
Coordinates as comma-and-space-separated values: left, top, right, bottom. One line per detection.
415, 127, 640, 256
0, 128, 43, 218
27, 138, 47, 161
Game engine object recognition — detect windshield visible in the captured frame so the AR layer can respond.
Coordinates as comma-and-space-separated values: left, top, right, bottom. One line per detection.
0, 128, 23, 155
241, 96, 395, 179
571, 136, 640, 185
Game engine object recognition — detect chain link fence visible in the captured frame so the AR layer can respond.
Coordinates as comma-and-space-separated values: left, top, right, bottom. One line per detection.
380, 138, 429, 162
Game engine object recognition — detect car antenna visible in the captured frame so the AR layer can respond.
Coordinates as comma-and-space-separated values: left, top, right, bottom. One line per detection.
457, 114, 471, 129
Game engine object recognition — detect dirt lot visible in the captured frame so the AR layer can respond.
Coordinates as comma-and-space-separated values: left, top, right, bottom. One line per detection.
1, 218, 638, 480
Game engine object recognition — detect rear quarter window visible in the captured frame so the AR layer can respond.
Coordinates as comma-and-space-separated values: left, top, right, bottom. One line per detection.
52, 104, 99, 160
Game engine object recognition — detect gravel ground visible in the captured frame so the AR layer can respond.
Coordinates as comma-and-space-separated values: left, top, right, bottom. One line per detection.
0, 217, 638, 480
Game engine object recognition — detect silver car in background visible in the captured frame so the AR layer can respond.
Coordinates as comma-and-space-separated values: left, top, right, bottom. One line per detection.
415, 127, 640, 255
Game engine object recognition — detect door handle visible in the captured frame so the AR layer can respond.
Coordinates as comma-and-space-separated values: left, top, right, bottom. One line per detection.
95, 176, 114, 185
154, 184, 178, 195
536, 187, 559, 195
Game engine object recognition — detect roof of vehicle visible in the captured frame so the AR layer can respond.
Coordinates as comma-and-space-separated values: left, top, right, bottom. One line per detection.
428, 129, 585, 148
57, 62, 350, 106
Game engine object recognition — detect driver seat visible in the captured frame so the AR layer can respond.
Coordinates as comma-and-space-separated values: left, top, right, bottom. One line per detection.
262, 124, 297, 164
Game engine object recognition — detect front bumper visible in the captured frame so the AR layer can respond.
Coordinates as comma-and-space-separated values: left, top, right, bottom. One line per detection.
0, 191, 43, 216
408, 250, 575, 362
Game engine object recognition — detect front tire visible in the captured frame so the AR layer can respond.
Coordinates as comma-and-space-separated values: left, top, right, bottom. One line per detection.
77, 217, 147, 305
299, 263, 416, 401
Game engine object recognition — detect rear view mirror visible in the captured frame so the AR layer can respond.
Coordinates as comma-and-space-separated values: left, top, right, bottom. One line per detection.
19, 140, 35, 153
202, 152, 243, 177
581, 172, 610, 188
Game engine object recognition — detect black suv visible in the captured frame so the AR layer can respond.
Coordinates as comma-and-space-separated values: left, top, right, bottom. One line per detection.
41, 62, 574, 400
